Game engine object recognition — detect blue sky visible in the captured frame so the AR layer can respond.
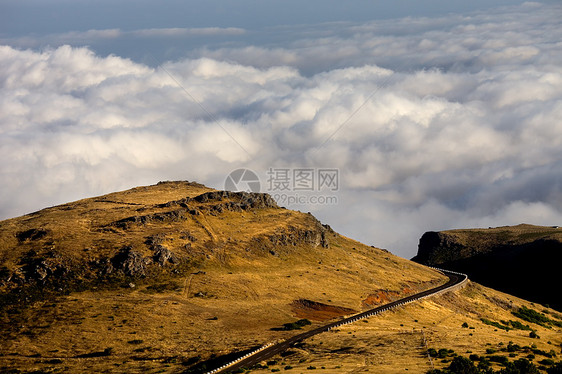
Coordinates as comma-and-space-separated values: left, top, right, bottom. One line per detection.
2, 0, 533, 32
1, 1, 561, 258
1, 0, 538, 65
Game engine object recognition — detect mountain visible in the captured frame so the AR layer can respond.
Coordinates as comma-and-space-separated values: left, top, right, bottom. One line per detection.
1, 183, 561, 373
412, 224, 562, 311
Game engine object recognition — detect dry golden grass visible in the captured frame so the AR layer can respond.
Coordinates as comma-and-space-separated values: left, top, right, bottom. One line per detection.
1, 182, 559, 373
246, 283, 562, 373
0, 181, 446, 373
0, 234, 446, 372
439, 223, 562, 248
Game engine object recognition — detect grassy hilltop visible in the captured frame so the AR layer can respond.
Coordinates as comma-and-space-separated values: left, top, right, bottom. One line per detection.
0, 182, 560, 373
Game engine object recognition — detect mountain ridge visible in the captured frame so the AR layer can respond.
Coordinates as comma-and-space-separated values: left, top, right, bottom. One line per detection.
0, 182, 560, 373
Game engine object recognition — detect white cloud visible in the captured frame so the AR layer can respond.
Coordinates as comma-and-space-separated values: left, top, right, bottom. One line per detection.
1, 2, 562, 258
197, 2, 560, 77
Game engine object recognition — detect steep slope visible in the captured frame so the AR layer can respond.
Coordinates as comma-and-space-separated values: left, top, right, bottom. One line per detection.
0, 181, 447, 373
412, 224, 562, 311
244, 282, 562, 373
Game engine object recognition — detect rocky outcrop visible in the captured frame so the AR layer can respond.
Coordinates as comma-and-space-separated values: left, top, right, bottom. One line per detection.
267, 227, 328, 248
159, 190, 277, 209
192, 191, 278, 209
412, 231, 480, 264
412, 225, 562, 311
13, 250, 72, 285
110, 191, 278, 229
110, 247, 148, 277
111, 209, 191, 229
108, 244, 179, 276
265, 220, 334, 249
152, 245, 178, 266
144, 234, 179, 266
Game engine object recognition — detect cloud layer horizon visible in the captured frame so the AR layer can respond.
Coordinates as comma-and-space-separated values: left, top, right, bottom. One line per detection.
1, 2, 561, 258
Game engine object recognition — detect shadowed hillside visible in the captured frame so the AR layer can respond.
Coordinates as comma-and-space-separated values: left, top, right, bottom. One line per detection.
412, 224, 562, 311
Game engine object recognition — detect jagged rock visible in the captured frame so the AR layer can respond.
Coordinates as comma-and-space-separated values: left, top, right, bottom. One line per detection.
233, 191, 278, 210
153, 209, 186, 221
266, 221, 331, 248
167, 191, 278, 211
111, 247, 147, 277
152, 245, 178, 266
111, 215, 150, 229
17, 255, 71, 284
111, 209, 188, 229
110, 191, 278, 230
192, 191, 228, 203
144, 234, 178, 266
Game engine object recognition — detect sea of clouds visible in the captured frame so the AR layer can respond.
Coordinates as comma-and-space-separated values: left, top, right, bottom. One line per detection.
1, 2, 561, 257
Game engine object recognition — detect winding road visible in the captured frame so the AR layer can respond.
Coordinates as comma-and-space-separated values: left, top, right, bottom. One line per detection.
208, 268, 467, 373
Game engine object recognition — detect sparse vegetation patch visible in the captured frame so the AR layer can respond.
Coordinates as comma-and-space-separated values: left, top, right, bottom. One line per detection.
513, 306, 562, 328
274, 318, 313, 331
481, 318, 511, 331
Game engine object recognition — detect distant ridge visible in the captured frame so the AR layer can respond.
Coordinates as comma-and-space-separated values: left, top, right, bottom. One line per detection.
412, 224, 562, 310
